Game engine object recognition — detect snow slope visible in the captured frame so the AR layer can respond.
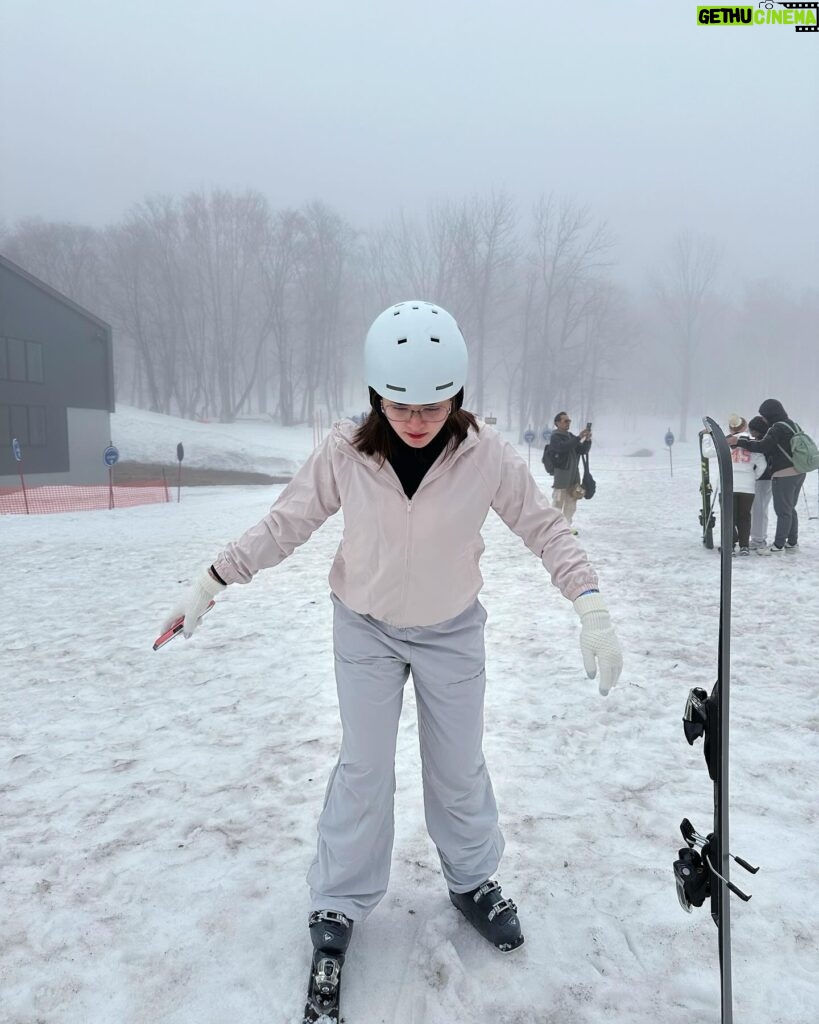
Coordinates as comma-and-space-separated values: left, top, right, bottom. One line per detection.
110, 405, 315, 475
3, 409, 818, 1024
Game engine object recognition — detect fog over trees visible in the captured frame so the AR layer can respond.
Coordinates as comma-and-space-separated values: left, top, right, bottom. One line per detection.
2, 187, 816, 438
2, 3, 815, 439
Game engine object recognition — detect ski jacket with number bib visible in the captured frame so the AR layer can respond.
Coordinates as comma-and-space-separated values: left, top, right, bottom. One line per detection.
701, 431, 759, 495
211, 421, 599, 627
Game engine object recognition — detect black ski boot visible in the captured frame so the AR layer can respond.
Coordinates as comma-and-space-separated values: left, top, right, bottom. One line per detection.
449, 879, 524, 952
303, 910, 353, 1024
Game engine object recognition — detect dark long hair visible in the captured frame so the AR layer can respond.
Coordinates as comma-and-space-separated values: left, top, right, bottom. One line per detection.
353, 387, 479, 465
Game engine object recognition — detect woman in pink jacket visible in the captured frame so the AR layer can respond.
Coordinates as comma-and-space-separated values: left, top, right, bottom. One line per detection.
161, 301, 623, 1012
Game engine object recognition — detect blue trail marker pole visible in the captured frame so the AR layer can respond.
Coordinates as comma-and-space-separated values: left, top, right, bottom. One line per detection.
104, 444, 119, 509
12, 437, 28, 513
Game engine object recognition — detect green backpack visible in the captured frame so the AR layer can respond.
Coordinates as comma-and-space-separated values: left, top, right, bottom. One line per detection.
777, 421, 819, 474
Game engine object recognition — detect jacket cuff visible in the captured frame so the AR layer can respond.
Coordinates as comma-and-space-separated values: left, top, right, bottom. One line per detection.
210, 556, 244, 586
573, 592, 607, 617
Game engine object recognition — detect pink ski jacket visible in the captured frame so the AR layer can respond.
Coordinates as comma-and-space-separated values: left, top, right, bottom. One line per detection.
212, 420, 599, 628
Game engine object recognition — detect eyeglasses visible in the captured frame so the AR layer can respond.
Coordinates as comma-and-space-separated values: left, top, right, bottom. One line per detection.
381, 401, 451, 423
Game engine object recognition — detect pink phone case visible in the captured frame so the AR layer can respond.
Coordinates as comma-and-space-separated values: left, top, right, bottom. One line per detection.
152, 600, 216, 651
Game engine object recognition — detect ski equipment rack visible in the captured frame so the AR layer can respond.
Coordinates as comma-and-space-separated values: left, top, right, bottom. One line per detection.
698, 429, 717, 549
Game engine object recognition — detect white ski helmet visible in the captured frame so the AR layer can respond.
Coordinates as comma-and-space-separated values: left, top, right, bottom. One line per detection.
364, 300, 468, 405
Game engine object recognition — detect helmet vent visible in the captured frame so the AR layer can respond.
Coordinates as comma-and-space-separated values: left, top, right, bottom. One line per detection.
430, 337, 440, 343
385, 384, 407, 392
435, 381, 454, 391
396, 338, 407, 345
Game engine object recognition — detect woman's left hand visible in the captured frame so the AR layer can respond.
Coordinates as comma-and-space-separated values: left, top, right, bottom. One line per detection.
573, 593, 623, 696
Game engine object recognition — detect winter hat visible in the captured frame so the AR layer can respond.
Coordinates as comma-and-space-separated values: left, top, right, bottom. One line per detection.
727, 413, 746, 432
758, 398, 788, 423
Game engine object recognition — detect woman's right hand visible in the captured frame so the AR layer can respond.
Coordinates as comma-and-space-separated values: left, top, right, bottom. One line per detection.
160, 567, 226, 639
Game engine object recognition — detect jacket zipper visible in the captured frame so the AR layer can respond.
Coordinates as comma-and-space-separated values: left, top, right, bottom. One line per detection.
334, 428, 479, 621
401, 499, 412, 621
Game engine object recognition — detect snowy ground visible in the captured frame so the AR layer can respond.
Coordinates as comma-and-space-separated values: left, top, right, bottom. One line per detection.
4, 408, 818, 1024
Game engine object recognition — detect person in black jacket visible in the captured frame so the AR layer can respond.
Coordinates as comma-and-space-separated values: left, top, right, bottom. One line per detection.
547, 411, 591, 528
731, 399, 805, 553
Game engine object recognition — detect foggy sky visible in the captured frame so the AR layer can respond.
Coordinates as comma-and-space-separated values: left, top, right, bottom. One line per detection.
1, 0, 817, 290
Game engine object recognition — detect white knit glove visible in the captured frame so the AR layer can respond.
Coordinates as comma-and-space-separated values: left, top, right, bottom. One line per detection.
573, 593, 623, 696
160, 567, 226, 639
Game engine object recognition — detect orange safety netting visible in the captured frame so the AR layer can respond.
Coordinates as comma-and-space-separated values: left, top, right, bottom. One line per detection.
0, 480, 170, 515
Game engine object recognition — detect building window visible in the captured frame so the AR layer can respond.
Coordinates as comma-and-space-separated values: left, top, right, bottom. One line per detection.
26, 342, 44, 383
0, 405, 10, 446
28, 406, 47, 447
1, 405, 47, 449
0, 337, 44, 382
7, 339, 26, 381
10, 405, 28, 445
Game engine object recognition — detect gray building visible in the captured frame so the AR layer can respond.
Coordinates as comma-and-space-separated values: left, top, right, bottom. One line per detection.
0, 255, 114, 486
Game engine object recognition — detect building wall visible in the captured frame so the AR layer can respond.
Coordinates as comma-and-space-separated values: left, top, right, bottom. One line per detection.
0, 259, 114, 484
0, 408, 112, 487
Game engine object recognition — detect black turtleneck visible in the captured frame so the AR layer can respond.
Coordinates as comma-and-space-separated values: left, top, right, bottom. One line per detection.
386, 425, 451, 499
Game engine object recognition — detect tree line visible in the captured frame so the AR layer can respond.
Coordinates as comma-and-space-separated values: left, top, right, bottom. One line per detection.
2, 189, 816, 441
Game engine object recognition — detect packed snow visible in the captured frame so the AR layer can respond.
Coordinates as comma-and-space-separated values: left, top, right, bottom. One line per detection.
4, 407, 818, 1024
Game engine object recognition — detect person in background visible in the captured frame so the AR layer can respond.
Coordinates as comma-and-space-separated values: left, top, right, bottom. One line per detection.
158, 301, 623, 999
702, 414, 755, 555
731, 398, 805, 554
747, 415, 773, 551
547, 412, 591, 530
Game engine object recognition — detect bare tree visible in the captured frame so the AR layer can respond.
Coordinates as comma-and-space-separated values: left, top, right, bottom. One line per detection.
654, 232, 721, 441
292, 201, 357, 423
180, 190, 274, 420
103, 217, 166, 411
453, 190, 518, 414
378, 202, 461, 301
3, 219, 104, 312
258, 209, 304, 423
523, 195, 614, 436
575, 279, 639, 420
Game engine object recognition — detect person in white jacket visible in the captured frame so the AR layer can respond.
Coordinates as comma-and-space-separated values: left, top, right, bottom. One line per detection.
159, 301, 623, 996
701, 413, 756, 554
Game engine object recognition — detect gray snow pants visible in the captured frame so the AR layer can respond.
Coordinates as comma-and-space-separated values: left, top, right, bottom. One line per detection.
750, 479, 772, 546
306, 593, 504, 921
772, 474, 806, 548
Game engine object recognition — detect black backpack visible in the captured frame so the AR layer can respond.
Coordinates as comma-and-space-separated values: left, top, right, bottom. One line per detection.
542, 444, 568, 475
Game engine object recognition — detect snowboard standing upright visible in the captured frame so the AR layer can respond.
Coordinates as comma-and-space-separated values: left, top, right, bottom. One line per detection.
674, 417, 758, 1024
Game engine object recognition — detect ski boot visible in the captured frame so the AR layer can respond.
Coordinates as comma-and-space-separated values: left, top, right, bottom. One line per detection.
303, 910, 353, 1024
449, 879, 524, 952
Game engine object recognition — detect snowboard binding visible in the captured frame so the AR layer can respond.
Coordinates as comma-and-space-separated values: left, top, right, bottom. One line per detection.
674, 817, 758, 913
677, 685, 759, 912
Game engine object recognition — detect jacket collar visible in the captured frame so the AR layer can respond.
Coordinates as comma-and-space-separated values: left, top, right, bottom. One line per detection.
332, 419, 481, 497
